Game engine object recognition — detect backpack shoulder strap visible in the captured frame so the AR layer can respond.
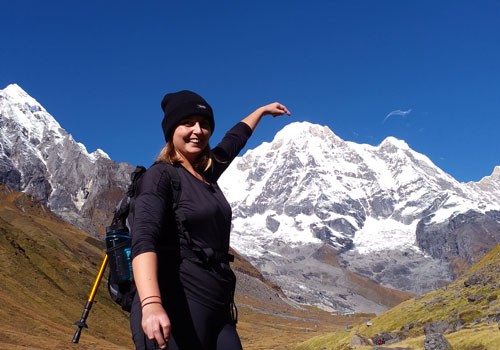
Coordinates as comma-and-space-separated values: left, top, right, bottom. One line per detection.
161, 163, 182, 211
127, 166, 147, 197
157, 163, 234, 265
111, 165, 147, 228
159, 163, 194, 246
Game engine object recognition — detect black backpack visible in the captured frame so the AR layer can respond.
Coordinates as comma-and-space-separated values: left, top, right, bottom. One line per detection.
106, 165, 148, 312
106, 163, 236, 314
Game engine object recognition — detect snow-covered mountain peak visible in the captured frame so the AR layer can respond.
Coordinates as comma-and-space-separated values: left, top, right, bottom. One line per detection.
222, 118, 500, 253
218, 118, 500, 311
469, 165, 500, 198
490, 166, 500, 179
1, 84, 63, 145
3, 83, 38, 103
0, 84, 131, 217
379, 136, 410, 150
2, 84, 49, 117
476, 166, 500, 186
90, 148, 111, 161
271, 121, 343, 148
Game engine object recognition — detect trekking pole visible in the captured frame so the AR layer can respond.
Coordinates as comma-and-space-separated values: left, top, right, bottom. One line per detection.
72, 254, 108, 344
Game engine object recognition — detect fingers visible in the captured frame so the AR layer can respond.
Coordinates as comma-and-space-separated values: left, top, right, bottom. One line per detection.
142, 309, 171, 349
158, 339, 168, 350
159, 322, 171, 349
153, 327, 169, 349
149, 320, 170, 349
271, 102, 291, 117
279, 103, 291, 116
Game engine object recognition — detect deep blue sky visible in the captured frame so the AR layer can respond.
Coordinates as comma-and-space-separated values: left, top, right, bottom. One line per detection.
1, 1, 499, 182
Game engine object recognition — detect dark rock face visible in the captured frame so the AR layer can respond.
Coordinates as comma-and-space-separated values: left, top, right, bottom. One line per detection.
339, 248, 452, 293
416, 210, 500, 267
0, 156, 21, 190
266, 215, 280, 232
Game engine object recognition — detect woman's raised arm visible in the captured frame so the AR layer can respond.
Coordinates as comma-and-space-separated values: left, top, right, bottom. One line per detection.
241, 102, 291, 131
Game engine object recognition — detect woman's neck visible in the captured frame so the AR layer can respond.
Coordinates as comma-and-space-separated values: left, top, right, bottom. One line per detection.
177, 154, 206, 183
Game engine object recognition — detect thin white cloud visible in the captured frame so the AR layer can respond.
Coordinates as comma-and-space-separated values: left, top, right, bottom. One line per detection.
383, 109, 412, 123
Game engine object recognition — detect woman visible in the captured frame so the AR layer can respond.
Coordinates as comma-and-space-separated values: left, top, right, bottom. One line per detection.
130, 90, 290, 350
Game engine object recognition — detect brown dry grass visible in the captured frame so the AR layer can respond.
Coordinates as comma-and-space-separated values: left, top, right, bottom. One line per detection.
0, 186, 370, 349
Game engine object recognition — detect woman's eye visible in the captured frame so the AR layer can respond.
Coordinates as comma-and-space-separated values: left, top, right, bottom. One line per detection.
181, 119, 197, 127
181, 119, 210, 130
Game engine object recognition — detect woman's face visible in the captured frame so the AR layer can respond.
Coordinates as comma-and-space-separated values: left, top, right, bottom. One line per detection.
172, 115, 211, 163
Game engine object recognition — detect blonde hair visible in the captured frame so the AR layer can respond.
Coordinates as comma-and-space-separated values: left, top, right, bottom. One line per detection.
156, 142, 213, 172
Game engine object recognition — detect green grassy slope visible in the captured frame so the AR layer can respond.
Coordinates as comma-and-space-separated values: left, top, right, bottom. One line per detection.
293, 243, 500, 350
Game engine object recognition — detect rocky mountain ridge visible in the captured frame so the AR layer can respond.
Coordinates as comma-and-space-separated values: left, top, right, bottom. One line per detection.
1, 83, 500, 314
218, 121, 500, 312
0, 84, 134, 235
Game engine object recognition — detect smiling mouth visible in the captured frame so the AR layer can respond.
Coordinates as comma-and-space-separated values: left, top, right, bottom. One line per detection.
189, 138, 200, 144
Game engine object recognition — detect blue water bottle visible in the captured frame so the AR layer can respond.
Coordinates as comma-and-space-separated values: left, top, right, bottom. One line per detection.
105, 224, 133, 283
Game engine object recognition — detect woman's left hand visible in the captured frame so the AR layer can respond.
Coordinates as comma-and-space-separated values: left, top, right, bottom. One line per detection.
242, 101, 291, 131
260, 102, 291, 117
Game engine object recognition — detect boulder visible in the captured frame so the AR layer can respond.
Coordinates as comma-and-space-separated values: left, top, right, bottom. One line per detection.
423, 333, 453, 350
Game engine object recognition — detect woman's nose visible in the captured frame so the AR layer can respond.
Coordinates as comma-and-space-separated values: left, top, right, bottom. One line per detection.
192, 122, 202, 133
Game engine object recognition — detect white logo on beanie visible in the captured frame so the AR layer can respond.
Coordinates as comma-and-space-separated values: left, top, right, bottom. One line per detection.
197, 104, 207, 109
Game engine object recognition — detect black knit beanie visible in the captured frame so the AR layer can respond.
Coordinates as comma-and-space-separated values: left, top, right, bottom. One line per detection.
160, 90, 215, 143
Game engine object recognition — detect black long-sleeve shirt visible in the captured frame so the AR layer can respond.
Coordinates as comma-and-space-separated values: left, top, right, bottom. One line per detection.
131, 122, 252, 309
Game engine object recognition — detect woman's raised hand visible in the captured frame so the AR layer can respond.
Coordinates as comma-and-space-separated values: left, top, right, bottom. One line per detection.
241, 101, 291, 131
260, 102, 291, 117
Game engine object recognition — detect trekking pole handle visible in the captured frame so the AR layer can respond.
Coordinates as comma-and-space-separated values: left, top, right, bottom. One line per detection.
72, 254, 109, 344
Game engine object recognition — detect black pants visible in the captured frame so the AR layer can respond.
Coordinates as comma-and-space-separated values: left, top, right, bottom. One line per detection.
130, 292, 242, 350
